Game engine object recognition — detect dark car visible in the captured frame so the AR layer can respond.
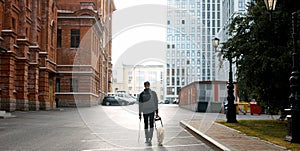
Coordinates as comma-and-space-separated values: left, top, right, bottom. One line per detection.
164, 100, 170, 104
173, 99, 179, 104
102, 96, 129, 106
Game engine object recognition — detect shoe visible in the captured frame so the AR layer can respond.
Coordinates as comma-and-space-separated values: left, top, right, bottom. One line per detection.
148, 141, 152, 146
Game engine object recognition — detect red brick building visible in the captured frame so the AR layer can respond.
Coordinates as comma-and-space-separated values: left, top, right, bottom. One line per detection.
0, 0, 115, 111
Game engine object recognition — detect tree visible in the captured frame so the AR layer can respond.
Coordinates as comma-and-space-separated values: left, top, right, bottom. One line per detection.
221, 0, 293, 113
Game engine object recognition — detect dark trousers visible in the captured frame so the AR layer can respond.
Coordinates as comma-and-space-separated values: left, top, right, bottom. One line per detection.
143, 112, 154, 140
143, 112, 154, 129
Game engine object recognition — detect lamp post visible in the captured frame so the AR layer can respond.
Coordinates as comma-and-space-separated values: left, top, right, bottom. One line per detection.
264, 0, 277, 11
212, 37, 237, 123
264, 0, 300, 143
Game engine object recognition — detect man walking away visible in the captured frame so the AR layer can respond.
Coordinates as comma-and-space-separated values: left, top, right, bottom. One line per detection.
139, 81, 159, 145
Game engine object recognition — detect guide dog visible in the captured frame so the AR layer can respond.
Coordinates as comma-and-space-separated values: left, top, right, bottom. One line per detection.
155, 117, 164, 146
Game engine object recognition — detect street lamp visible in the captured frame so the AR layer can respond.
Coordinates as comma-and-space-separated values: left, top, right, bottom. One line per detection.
264, 0, 277, 11
264, 0, 300, 143
264, 0, 277, 20
212, 37, 237, 123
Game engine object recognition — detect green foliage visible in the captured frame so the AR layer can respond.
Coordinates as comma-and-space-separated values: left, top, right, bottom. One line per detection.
221, 0, 293, 112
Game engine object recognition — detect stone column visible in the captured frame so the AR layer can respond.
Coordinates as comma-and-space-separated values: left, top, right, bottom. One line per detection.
15, 39, 30, 111
0, 51, 16, 112
28, 46, 40, 110
1, 30, 17, 112
38, 53, 50, 110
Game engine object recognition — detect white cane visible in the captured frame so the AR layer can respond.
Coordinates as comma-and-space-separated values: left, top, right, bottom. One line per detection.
138, 119, 141, 143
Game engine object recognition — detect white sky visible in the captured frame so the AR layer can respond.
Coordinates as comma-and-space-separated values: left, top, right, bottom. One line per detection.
112, 0, 167, 65
113, 0, 166, 9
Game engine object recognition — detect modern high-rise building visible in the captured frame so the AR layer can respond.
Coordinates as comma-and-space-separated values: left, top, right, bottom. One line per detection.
165, 0, 222, 101
215, 0, 252, 82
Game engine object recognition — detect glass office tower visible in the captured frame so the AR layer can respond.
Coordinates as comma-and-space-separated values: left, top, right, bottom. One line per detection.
165, 0, 222, 101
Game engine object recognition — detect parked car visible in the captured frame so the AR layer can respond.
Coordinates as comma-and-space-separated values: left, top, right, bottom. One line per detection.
173, 99, 179, 104
101, 96, 129, 106
107, 92, 136, 105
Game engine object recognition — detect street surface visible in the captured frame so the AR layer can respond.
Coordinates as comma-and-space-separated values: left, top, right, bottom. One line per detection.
0, 104, 214, 151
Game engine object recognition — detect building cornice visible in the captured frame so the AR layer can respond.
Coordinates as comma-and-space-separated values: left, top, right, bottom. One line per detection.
57, 65, 92, 67
57, 71, 93, 74
57, 16, 96, 19
55, 92, 99, 97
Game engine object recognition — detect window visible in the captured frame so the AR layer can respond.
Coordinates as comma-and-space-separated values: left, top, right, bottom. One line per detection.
167, 87, 175, 95
167, 77, 170, 85
57, 29, 62, 48
26, 28, 29, 37
37, 0, 41, 16
182, 20, 185, 24
12, 18, 16, 30
70, 78, 78, 92
56, 78, 60, 92
176, 77, 180, 85
71, 29, 80, 48
51, 26, 54, 47
26, 0, 30, 7
172, 77, 175, 85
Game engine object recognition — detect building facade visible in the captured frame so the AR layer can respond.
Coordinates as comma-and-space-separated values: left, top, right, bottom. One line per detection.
215, 0, 252, 81
112, 64, 164, 101
55, 0, 115, 107
0, 0, 58, 111
178, 81, 238, 112
0, 0, 115, 111
165, 0, 222, 102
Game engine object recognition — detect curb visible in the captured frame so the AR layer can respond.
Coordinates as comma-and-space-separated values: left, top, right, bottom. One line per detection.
180, 120, 230, 151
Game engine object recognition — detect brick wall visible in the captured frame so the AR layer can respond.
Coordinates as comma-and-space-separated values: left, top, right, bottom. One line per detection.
0, 0, 115, 111
56, 0, 114, 107
179, 81, 230, 112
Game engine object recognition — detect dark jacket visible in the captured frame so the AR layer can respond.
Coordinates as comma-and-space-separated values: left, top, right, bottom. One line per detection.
139, 88, 158, 115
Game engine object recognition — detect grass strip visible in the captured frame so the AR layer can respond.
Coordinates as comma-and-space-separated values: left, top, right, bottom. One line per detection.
217, 120, 300, 150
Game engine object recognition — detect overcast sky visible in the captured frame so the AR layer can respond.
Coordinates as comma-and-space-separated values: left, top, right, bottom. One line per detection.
112, 0, 167, 66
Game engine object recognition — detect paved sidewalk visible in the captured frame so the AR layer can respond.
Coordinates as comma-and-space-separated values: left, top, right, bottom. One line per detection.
180, 118, 287, 151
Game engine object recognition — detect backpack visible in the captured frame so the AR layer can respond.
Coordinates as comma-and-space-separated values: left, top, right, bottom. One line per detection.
141, 91, 151, 102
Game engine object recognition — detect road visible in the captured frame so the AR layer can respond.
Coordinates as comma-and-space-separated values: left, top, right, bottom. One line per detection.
0, 104, 214, 151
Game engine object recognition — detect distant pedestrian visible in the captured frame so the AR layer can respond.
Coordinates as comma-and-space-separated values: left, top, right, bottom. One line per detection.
139, 81, 159, 144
